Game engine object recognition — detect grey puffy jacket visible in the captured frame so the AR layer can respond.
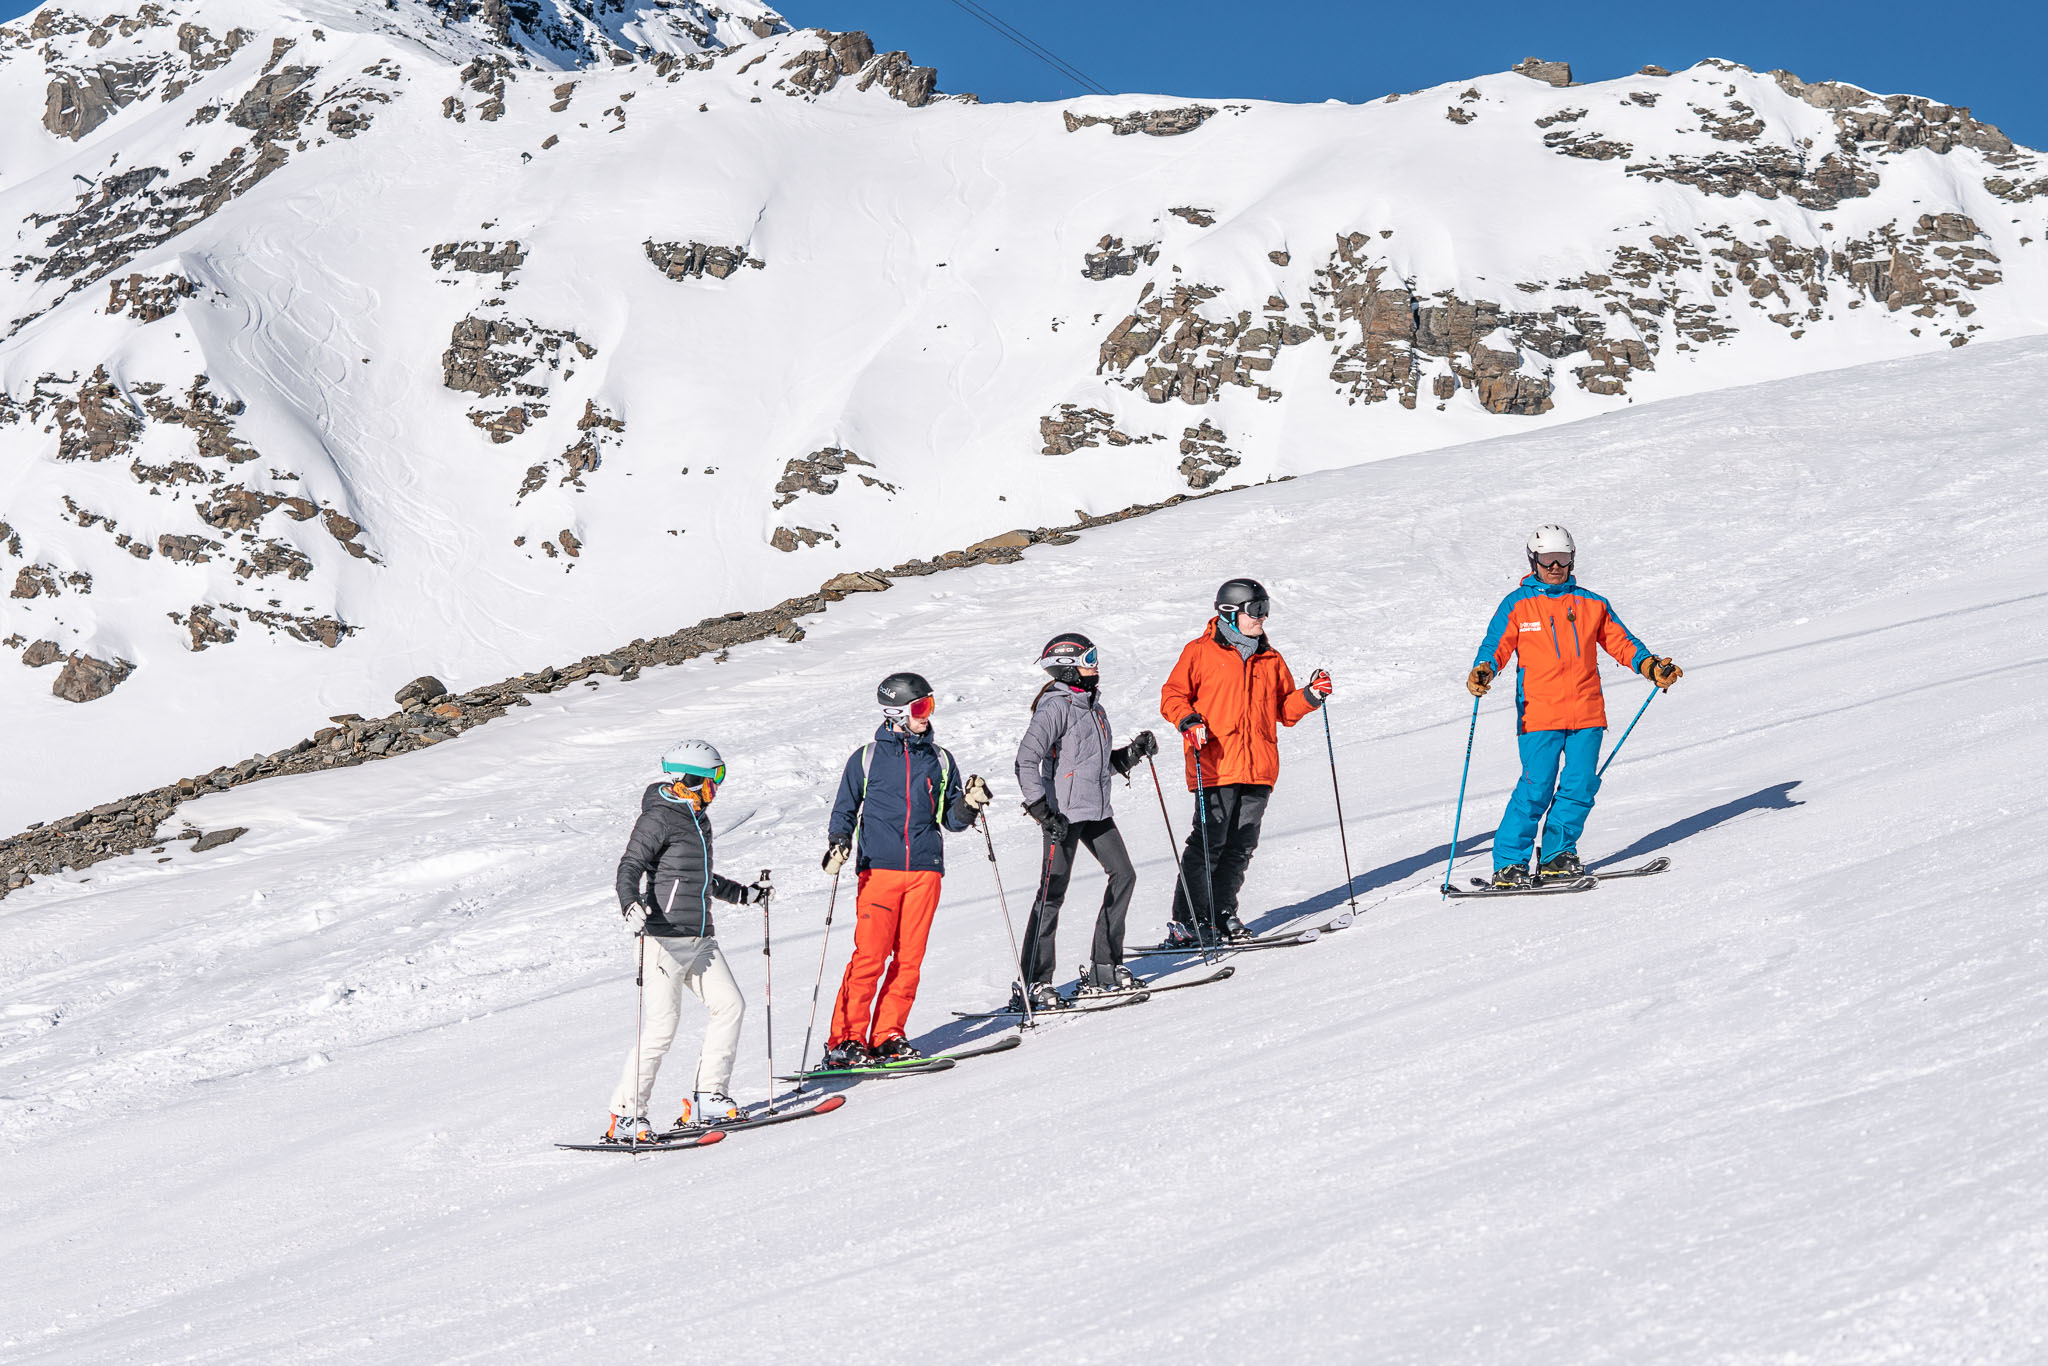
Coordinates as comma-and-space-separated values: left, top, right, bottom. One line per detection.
1015, 684, 1136, 823
615, 783, 751, 937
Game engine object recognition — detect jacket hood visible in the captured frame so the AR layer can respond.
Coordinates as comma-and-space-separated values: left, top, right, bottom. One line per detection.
642, 780, 706, 814
1519, 572, 1580, 595
871, 721, 941, 750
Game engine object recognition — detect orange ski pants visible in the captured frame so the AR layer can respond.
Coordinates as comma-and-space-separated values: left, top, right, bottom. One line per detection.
829, 868, 943, 1047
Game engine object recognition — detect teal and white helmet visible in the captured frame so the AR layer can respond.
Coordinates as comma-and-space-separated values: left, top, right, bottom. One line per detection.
661, 739, 726, 787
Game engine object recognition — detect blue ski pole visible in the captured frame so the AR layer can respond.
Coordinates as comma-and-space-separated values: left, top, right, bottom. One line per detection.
1442, 694, 1481, 897
1597, 687, 1659, 780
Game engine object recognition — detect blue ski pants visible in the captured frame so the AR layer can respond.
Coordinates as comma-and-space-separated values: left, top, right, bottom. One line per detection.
1493, 726, 1604, 870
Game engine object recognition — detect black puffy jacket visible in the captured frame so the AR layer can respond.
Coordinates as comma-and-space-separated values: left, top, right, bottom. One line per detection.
615, 783, 751, 937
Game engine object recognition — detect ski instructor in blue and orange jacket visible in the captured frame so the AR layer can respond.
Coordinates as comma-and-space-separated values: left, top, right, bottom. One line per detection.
1468, 526, 1683, 889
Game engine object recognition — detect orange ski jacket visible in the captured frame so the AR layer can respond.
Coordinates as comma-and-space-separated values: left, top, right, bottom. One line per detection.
1474, 574, 1652, 733
1159, 618, 1317, 790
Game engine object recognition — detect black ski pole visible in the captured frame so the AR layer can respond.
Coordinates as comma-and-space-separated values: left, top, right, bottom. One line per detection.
1319, 698, 1358, 915
1193, 746, 1218, 946
758, 868, 775, 1115
1145, 753, 1215, 965
979, 813, 1035, 1028
796, 868, 842, 1096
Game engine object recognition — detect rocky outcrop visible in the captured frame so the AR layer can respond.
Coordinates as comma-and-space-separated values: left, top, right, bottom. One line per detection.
44, 60, 163, 139
1063, 105, 1215, 136
772, 447, 876, 507
1040, 405, 1158, 456
52, 366, 143, 462
105, 272, 195, 321
1177, 420, 1239, 489
777, 31, 937, 107
1097, 281, 1317, 405
644, 240, 764, 280
1083, 236, 1157, 280
430, 240, 526, 275
51, 651, 131, 702
442, 315, 593, 398
1514, 58, 1573, 87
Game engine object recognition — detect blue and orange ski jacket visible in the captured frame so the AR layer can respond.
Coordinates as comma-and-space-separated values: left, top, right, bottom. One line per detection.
1474, 574, 1652, 733
828, 723, 974, 874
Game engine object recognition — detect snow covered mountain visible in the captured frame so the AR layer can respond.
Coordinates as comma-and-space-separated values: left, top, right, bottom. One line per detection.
1, 0, 2047, 830
4, 337, 2046, 1359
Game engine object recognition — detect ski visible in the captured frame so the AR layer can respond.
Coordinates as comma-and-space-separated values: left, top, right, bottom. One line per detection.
950, 991, 1151, 1022
659, 1093, 846, 1140
932, 1033, 1023, 1062
1126, 926, 1323, 957
1134, 964, 1235, 993
556, 1130, 728, 1154
1592, 856, 1670, 880
775, 1056, 958, 1083
1444, 874, 1599, 898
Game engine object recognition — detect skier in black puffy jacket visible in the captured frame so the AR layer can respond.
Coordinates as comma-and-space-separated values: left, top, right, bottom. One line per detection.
1012, 633, 1157, 1009
602, 739, 768, 1144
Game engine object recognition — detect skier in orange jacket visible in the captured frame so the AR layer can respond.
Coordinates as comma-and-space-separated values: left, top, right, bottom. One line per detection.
1158, 578, 1331, 944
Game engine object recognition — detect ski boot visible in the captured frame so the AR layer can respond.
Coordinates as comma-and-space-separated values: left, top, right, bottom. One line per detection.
1218, 914, 1250, 943
1074, 963, 1138, 996
1030, 981, 1071, 1012
872, 1036, 923, 1062
604, 1113, 655, 1145
820, 1039, 873, 1071
1490, 865, 1537, 890
682, 1092, 742, 1128
1162, 920, 1204, 950
1537, 851, 1584, 881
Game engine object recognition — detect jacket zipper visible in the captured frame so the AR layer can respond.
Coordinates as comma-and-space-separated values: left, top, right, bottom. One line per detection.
902, 745, 912, 870
689, 805, 710, 935
1546, 611, 1563, 661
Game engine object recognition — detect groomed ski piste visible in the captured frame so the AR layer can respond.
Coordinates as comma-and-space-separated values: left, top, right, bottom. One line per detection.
4, 337, 2047, 1360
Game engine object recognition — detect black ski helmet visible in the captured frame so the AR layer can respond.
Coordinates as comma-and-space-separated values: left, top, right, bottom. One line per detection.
876, 670, 934, 717
1215, 577, 1271, 622
1034, 632, 1098, 687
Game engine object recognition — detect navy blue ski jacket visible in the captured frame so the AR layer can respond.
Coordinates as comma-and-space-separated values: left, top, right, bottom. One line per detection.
827, 723, 974, 874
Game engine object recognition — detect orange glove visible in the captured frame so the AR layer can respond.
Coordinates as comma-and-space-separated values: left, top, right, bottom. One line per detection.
1639, 656, 1683, 690
1466, 664, 1495, 698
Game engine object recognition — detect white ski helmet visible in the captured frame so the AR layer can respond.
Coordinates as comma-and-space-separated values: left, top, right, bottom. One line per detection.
1526, 524, 1575, 569
660, 739, 726, 787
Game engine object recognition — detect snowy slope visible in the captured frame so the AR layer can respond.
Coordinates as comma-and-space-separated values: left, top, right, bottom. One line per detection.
2, 0, 2048, 828
3, 338, 2046, 1360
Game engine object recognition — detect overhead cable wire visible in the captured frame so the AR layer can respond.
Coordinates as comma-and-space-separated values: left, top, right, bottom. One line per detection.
939, 0, 1112, 96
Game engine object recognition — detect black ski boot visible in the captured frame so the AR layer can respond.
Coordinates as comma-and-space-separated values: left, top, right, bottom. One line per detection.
1491, 865, 1537, 890
872, 1036, 923, 1062
1074, 963, 1138, 996
1162, 920, 1203, 950
1537, 851, 1584, 881
821, 1039, 873, 1070
1219, 914, 1250, 942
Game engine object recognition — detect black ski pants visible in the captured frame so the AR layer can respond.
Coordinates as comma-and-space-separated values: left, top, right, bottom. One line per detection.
1020, 817, 1135, 985
1170, 783, 1271, 933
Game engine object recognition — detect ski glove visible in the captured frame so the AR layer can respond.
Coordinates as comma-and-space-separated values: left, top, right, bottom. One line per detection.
1024, 798, 1071, 844
822, 839, 851, 875
740, 881, 773, 906
1640, 655, 1684, 690
1466, 664, 1495, 698
1178, 713, 1208, 748
1304, 669, 1333, 707
623, 901, 650, 933
1128, 729, 1158, 760
963, 774, 994, 812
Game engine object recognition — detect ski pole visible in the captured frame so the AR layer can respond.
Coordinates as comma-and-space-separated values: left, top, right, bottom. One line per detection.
1597, 686, 1659, 780
978, 813, 1035, 1028
1319, 699, 1358, 914
1145, 754, 1215, 965
1442, 693, 1481, 897
795, 868, 842, 1096
1193, 746, 1218, 946
758, 869, 775, 1116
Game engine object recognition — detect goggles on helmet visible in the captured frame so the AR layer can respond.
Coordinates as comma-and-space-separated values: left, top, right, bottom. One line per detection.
882, 694, 937, 721
672, 763, 726, 787
1035, 644, 1099, 669
1223, 598, 1271, 620
1532, 554, 1573, 571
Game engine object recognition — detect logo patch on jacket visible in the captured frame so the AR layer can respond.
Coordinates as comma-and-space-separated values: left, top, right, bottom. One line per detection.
1519, 621, 1543, 632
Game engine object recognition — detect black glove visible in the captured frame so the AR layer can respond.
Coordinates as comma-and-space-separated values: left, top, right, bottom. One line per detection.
1024, 798, 1071, 844
822, 839, 851, 874
1128, 729, 1158, 759
747, 881, 774, 906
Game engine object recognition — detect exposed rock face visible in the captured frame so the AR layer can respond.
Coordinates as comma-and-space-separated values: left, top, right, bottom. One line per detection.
52, 366, 143, 462
1083, 236, 1157, 280
1097, 282, 1316, 405
644, 240, 763, 280
44, 60, 161, 139
1178, 420, 1239, 488
1063, 106, 1216, 136
105, 272, 195, 321
21, 639, 63, 667
772, 447, 875, 507
1040, 406, 1157, 456
442, 316, 592, 398
1514, 58, 1573, 87
777, 30, 937, 107
394, 675, 448, 706
431, 240, 526, 275
51, 651, 131, 702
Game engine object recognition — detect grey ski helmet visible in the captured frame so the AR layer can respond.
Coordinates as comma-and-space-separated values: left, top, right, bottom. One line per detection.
877, 671, 935, 722
661, 738, 726, 788
1215, 578, 1271, 622
1034, 632, 1098, 687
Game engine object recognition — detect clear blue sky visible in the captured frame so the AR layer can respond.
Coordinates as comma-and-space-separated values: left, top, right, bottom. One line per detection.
0, 0, 2037, 149
789, 0, 2048, 151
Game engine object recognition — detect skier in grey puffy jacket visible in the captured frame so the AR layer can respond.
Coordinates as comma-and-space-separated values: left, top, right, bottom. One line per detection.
1012, 633, 1157, 1006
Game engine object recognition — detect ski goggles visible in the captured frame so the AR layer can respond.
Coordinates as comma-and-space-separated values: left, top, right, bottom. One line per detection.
1222, 598, 1271, 619
1035, 645, 1100, 669
1532, 554, 1574, 571
881, 694, 937, 721
666, 763, 727, 786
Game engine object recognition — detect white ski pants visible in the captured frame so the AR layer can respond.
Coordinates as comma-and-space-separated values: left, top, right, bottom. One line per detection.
608, 935, 744, 1117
